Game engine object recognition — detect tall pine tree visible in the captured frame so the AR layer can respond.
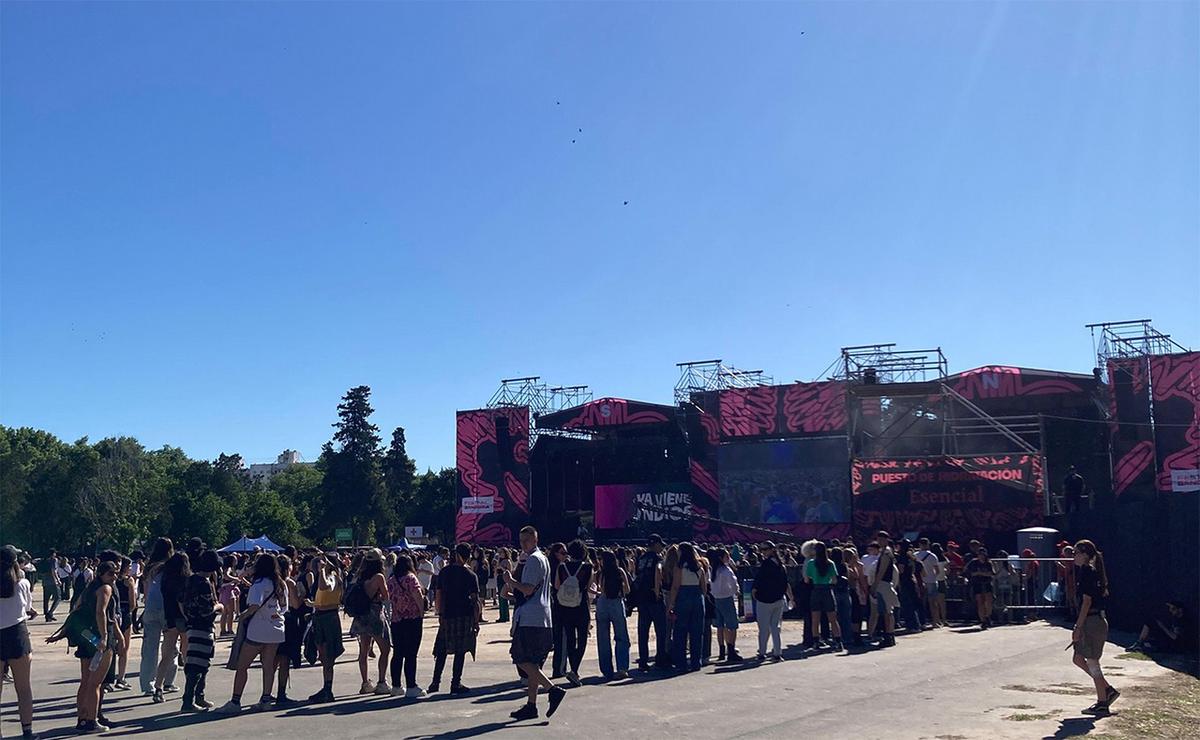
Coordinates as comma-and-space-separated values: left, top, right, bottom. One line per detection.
383, 426, 417, 535
318, 385, 385, 543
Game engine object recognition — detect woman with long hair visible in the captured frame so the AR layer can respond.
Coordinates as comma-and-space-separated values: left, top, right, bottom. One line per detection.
153, 552, 191, 703
138, 537, 175, 696
804, 542, 844, 650
387, 553, 427, 697
1, 545, 39, 739
218, 555, 242, 637
52, 560, 122, 733
1071, 540, 1119, 715
829, 547, 852, 651
594, 549, 631, 679
965, 547, 995, 629
271, 554, 303, 707
928, 543, 949, 627
114, 557, 136, 690
217, 553, 288, 714
708, 548, 742, 662
666, 542, 707, 672
352, 549, 392, 695
842, 546, 867, 646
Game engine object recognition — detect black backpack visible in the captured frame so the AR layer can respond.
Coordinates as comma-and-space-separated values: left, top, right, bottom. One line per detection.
343, 581, 371, 618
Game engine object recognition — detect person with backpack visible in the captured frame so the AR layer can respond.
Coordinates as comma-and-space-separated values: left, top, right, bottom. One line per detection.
554, 540, 593, 686
49, 559, 121, 734
593, 549, 630, 679
349, 549, 392, 695
180, 551, 221, 713
218, 553, 288, 714
305, 553, 345, 703
633, 534, 667, 672
1, 545, 40, 739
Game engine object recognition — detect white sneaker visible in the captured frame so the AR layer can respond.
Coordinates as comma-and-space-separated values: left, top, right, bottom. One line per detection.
373, 682, 391, 695
359, 680, 375, 695
390, 685, 407, 697
405, 686, 427, 699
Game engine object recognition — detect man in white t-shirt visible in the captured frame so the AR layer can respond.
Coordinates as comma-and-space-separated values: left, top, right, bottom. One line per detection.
502, 526, 567, 722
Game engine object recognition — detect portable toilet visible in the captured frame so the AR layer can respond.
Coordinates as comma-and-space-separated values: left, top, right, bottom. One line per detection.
1017, 526, 1059, 559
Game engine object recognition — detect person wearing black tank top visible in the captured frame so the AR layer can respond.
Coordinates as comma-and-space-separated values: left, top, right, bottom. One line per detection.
594, 550, 631, 679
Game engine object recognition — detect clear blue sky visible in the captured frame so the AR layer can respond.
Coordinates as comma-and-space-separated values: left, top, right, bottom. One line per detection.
2, 1, 1197, 471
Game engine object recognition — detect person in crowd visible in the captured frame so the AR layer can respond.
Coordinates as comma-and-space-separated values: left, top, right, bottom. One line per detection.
1, 545, 39, 739
547, 542, 568, 678
494, 549, 512, 623
271, 554, 303, 707
1070, 539, 1119, 715
218, 555, 241, 637
554, 540, 592, 687
632, 534, 667, 672
1059, 543, 1078, 620
417, 552, 435, 610
429, 543, 479, 695
350, 548, 392, 695
52, 560, 121, 734
667, 543, 707, 672
709, 548, 742, 662
306, 552, 345, 703
114, 557, 136, 690
965, 547, 995, 629
894, 540, 923, 633
153, 552, 190, 703
1129, 600, 1188, 654
138, 537, 175, 697
387, 553, 427, 698
593, 548, 631, 679
928, 543, 949, 627
861, 541, 881, 640
752, 541, 792, 661
843, 546, 867, 646
945, 540, 964, 578
914, 539, 940, 627
57, 556, 75, 612
502, 526, 568, 722
993, 550, 1016, 625
180, 550, 221, 712
872, 532, 899, 648
804, 541, 844, 651
218, 553, 287, 714
40, 550, 61, 623
1020, 548, 1041, 609
829, 547, 852, 650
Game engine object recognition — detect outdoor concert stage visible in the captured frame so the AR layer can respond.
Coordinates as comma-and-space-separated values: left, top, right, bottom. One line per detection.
455, 328, 1199, 555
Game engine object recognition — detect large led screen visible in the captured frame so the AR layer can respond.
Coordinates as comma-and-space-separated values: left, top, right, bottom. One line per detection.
718, 437, 850, 524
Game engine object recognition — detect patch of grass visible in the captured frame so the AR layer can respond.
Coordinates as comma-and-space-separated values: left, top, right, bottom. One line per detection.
1116, 651, 1152, 661
1003, 709, 1063, 721
1102, 670, 1200, 738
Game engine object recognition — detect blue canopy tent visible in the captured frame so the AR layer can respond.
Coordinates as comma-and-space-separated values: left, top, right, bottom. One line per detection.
218, 535, 284, 553
385, 538, 425, 552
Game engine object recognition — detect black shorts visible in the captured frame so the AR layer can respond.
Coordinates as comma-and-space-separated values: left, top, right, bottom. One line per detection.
971, 581, 993, 596
0, 622, 32, 661
510, 626, 553, 666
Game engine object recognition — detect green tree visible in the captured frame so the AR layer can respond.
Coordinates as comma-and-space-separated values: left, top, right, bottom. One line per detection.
319, 385, 385, 543
269, 464, 325, 538
383, 426, 417, 539
409, 467, 458, 542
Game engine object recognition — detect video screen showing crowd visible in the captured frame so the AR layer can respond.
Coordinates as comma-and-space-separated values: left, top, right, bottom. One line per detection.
718, 438, 851, 524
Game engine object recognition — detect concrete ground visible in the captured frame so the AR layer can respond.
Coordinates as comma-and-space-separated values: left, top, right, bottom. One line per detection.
1, 602, 1188, 740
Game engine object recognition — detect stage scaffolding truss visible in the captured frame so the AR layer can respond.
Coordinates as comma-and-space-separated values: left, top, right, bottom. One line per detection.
488, 377, 594, 446
827, 343, 948, 384
1087, 319, 1189, 369
674, 359, 774, 404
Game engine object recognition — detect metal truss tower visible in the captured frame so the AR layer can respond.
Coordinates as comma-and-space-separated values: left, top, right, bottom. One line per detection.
674, 359, 775, 404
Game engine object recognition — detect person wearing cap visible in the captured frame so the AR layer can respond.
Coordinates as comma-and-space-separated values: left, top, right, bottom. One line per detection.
751, 541, 792, 661
351, 548, 392, 696
945, 541, 964, 578
633, 535, 668, 672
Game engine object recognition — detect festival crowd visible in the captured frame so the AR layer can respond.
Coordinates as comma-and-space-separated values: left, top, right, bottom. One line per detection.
0, 527, 1177, 737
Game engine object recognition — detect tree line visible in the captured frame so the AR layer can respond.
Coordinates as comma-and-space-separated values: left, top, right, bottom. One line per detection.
0, 385, 457, 553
